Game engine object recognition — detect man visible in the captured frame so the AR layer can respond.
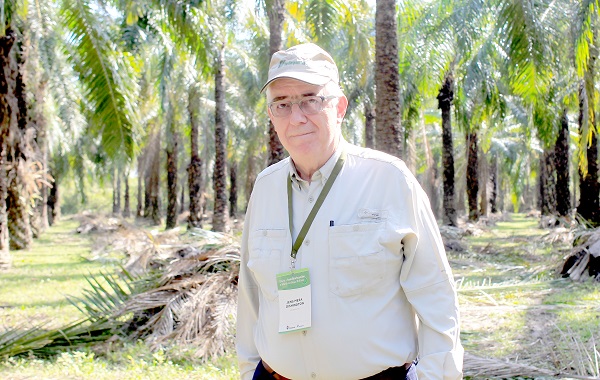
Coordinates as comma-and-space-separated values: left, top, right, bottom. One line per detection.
236, 43, 463, 380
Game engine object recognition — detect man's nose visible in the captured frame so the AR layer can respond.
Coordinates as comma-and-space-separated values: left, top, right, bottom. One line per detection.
289, 103, 307, 124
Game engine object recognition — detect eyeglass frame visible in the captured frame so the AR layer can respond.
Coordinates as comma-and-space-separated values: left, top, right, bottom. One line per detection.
268, 95, 338, 118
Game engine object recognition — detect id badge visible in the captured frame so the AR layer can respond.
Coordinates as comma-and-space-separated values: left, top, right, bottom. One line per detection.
276, 268, 311, 333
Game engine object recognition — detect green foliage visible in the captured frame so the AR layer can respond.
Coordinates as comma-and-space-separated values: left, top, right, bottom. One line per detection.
0, 346, 239, 379
61, 0, 140, 160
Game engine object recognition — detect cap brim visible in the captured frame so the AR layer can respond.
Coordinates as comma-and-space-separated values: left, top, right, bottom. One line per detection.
260, 73, 333, 93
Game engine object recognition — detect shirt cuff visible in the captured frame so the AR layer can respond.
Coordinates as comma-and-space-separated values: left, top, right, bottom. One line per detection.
416, 345, 464, 380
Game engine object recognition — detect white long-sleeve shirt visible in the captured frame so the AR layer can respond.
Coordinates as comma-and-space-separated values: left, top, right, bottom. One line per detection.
236, 141, 463, 380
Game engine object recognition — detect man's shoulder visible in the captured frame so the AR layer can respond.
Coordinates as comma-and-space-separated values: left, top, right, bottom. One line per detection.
255, 157, 291, 184
345, 144, 406, 170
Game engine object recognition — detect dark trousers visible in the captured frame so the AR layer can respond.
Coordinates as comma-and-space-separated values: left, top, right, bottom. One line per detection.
252, 360, 418, 380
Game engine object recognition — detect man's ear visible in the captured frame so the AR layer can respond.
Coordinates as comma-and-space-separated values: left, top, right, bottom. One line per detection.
336, 95, 348, 123
267, 105, 275, 124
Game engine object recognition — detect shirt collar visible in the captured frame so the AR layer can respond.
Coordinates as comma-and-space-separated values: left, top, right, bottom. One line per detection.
289, 138, 346, 188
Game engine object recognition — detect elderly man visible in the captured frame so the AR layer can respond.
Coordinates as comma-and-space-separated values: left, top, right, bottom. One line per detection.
236, 43, 463, 380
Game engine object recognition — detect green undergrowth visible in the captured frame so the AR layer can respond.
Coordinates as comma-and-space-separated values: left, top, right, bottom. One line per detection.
0, 216, 239, 379
0, 343, 238, 379
0, 218, 120, 328
454, 213, 600, 377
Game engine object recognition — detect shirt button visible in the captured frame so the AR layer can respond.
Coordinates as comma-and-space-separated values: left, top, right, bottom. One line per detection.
311, 373, 316, 378
304, 240, 310, 246
303, 330, 307, 336
308, 196, 314, 203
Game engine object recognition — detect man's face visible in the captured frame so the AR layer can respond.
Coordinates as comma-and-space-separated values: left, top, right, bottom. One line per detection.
266, 78, 347, 167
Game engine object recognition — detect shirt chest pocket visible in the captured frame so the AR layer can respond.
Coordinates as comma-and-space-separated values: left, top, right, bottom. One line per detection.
328, 222, 390, 297
247, 229, 287, 301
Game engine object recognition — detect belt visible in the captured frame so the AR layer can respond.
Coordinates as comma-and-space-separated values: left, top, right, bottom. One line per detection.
360, 363, 412, 380
262, 361, 291, 380
262, 361, 411, 380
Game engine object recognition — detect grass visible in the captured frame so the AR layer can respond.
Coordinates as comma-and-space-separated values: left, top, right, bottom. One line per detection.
0, 216, 239, 379
456, 213, 600, 377
1, 212, 599, 378
0, 346, 239, 379
0, 218, 119, 328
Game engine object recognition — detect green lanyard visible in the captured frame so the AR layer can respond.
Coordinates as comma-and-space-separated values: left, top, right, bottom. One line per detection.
287, 149, 347, 269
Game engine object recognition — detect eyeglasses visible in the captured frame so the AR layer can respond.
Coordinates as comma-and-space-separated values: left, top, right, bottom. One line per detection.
268, 95, 337, 118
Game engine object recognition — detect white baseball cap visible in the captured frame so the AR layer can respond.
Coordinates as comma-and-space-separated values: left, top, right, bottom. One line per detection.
260, 43, 339, 93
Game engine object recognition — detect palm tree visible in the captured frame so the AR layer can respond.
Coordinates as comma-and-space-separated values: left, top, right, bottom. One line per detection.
229, 159, 238, 217
0, 28, 16, 268
555, 108, 570, 217
266, 0, 286, 166
572, 1, 600, 224
165, 85, 180, 230
375, 0, 402, 157
465, 131, 479, 220
577, 79, 599, 224
187, 85, 204, 228
437, 72, 457, 225
123, 168, 131, 218
212, 42, 229, 232
3, 23, 35, 251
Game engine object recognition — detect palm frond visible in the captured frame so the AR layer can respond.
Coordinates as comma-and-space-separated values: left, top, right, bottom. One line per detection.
305, 0, 341, 46
60, 0, 139, 160
573, 0, 599, 78
496, 0, 559, 100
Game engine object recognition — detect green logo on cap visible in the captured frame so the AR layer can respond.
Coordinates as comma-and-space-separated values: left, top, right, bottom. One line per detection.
278, 60, 306, 68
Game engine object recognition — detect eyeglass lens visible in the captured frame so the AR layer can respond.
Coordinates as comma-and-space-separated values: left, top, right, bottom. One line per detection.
271, 97, 323, 117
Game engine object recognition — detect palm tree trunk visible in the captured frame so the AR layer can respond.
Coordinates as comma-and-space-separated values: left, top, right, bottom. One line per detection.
375, 0, 402, 157
212, 44, 229, 232
244, 145, 257, 211
577, 81, 600, 225
229, 160, 238, 218
8, 31, 32, 250
31, 79, 49, 235
0, 31, 15, 269
267, 0, 286, 166
47, 168, 61, 226
490, 155, 498, 213
0, 146, 8, 268
420, 113, 438, 219
180, 184, 185, 214
8, 165, 32, 250
437, 72, 457, 226
147, 131, 161, 225
123, 169, 131, 218
365, 102, 375, 148
555, 108, 570, 217
466, 132, 479, 221
479, 149, 488, 218
540, 148, 557, 216
136, 154, 144, 218
166, 113, 179, 230
188, 88, 203, 229
112, 166, 121, 214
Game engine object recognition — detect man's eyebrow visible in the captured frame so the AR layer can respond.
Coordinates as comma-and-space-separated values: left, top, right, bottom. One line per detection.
270, 95, 288, 102
269, 92, 318, 103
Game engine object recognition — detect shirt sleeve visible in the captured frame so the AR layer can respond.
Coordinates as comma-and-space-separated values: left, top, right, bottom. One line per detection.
399, 178, 464, 380
236, 200, 261, 380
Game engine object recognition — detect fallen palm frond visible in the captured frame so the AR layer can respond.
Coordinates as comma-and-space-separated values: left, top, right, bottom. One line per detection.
561, 224, 600, 281
0, 217, 240, 360
463, 325, 600, 380
0, 316, 114, 358
464, 353, 599, 379
115, 245, 240, 357
464, 352, 557, 378
457, 278, 566, 293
